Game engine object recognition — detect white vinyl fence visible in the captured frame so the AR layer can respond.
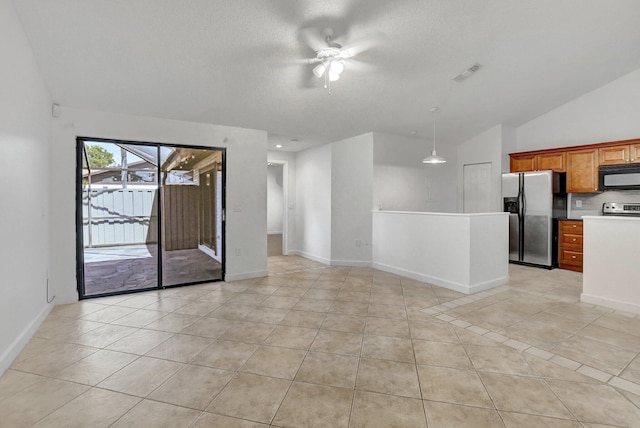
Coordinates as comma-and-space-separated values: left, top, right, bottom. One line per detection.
82, 188, 159, 247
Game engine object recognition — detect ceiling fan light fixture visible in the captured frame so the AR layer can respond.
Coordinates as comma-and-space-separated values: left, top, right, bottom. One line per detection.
313, 62, 327, 78
328, 60, 344, 81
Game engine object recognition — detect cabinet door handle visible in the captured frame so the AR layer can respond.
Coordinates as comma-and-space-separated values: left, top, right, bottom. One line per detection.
572, 224, 577, 228
572, 255, 577, 259
572, 238, 577, 242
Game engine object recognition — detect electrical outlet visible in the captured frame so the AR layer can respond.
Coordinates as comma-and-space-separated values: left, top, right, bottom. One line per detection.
355, 240, 362, 247
575, 200, 582, 208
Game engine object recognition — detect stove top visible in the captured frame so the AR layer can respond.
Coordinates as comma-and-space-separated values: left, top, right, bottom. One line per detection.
602, 202, 640, 216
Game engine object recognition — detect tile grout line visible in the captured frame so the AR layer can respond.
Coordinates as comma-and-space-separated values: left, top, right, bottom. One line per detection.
417, 285, 640, 397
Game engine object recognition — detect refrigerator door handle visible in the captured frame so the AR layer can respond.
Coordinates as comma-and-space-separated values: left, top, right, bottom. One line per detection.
517, 173, 525, 261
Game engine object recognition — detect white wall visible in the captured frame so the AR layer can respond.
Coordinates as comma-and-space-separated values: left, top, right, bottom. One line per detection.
517, 67, 640, 151
331, 133, 374, 266
0, 0, 53, 374
582, 217, 640, 314
295, 144, 332, 264
266, 164, 284, 234
372, 212, 508, 294
373, 132, 457, 213
267, 150, 296, 254
51, 107, 269, 303
456, 125, 511, 213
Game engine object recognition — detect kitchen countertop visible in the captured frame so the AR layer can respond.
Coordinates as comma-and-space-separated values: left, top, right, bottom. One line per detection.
581, 215, 640, 221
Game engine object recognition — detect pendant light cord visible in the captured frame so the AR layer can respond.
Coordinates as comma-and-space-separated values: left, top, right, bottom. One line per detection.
431, 106, 439, 153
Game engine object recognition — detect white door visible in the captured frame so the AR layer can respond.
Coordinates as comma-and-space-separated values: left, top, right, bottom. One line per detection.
463, 162, 492, 213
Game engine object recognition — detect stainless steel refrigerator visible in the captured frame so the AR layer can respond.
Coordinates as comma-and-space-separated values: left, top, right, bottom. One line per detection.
501, 170, 566, 268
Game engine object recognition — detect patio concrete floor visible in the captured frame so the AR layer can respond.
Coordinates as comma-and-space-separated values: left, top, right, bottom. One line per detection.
83, 244, 222, 296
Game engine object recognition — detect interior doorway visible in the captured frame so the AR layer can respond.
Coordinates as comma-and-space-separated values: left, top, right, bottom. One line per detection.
463, 162, 493, 213
76, 138, 225, 298
267, 161, 287, 257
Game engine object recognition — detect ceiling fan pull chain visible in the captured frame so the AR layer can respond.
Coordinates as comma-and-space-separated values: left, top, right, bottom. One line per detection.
324, 71, 332, 95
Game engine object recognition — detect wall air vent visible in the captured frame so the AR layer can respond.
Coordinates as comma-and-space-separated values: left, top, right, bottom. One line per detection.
453, 63, 482, 82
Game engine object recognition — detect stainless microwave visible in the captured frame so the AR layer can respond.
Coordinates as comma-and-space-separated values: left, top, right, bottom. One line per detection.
598, 164, 640, 190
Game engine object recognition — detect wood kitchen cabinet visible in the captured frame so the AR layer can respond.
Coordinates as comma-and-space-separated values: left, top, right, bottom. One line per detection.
509, 138, 640, 192
599, 143, 640, 165
510, 153, 537, 172
558, 220, 583, 272
566, 149, 598, 193
536, 152, 565, 172
510, 152, 565, 172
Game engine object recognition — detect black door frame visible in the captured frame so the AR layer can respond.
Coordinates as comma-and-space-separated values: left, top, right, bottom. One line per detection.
75, 137, 226, 299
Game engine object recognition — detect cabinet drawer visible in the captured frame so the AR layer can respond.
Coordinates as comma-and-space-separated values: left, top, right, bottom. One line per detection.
560, 221, 583, 234
559, 248, 583, 264
560, 233, 583, 246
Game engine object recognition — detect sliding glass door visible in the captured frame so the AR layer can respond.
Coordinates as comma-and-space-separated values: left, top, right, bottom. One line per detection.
160, 147, 223, 287
77, 138, 225, 298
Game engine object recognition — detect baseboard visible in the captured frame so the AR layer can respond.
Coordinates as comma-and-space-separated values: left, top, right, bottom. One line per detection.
0, 302, 53, 376
331, 259, 372, 267
372, 262, 468, 293
581, 293, 640, 316
371, 262, 507, 295
289, 250, 330, 266
467, 276, 509, 293
224, 270, 269, 282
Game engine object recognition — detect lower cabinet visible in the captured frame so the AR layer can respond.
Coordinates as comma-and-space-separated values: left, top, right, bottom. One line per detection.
558, 220, 583, 272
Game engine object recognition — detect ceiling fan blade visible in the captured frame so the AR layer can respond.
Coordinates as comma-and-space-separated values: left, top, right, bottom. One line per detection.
342, 31, 388, 57
345, 58, 377, 73
292, 58, 319, 65
299, 27, 327, 52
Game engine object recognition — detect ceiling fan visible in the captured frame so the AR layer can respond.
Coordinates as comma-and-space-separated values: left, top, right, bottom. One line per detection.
299, 26, 384, 93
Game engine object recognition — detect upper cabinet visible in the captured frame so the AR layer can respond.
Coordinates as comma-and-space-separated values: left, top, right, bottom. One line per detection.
510, 153, 537, 172
536, 152, 566, 172
510, 152, 565, 173
566, 149, 598, 193
509, 138, 640, 193
599, 143, 640, 165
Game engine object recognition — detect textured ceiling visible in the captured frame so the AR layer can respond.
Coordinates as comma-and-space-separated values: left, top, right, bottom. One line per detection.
12, 0, 640, 152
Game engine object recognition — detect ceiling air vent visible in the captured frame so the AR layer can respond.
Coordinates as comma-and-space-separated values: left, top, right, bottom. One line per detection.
453, 63, 482, 82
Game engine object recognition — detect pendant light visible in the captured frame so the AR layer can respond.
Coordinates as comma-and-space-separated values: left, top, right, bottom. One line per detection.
422, 106, 446, 164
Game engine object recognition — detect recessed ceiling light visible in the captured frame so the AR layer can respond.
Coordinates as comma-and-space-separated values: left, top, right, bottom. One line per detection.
276, 144, 283, 148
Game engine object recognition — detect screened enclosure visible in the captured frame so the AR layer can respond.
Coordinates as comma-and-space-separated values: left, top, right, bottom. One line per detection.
77, 138, 225, 298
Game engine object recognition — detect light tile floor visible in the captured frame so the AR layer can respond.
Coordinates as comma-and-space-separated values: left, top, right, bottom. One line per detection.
2, 256, 640, 427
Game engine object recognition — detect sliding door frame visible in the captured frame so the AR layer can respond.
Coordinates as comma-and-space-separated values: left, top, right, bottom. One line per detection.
75, 137, 226, 299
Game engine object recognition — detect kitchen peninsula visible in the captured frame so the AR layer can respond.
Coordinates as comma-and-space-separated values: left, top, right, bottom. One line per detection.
582, 215, 640, 315
372, 211, 509, 294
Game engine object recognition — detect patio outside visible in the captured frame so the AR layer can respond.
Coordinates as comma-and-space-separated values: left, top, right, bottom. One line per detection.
80, 140, 223, 297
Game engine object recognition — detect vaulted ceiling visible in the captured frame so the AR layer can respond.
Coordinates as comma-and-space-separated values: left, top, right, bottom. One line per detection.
12, 0, 640, 151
